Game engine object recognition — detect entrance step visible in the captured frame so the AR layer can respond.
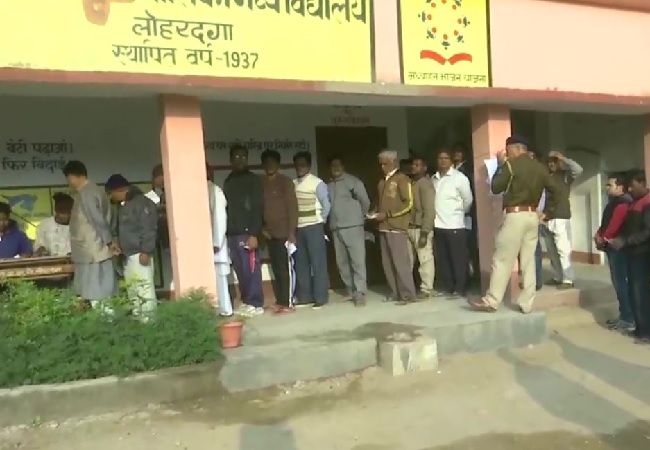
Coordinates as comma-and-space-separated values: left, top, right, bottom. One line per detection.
218, 297, 546, 392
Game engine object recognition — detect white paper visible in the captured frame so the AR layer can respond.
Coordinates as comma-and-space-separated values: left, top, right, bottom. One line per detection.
364, 231, 375, 243
484, 158, 499, 185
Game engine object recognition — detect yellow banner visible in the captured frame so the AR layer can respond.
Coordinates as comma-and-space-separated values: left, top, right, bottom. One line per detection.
400, 0, 490, 87
0, 188, 54, 240
0, 0, 372, 83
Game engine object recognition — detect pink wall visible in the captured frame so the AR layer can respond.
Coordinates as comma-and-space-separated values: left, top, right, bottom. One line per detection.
489, 0, 650, 96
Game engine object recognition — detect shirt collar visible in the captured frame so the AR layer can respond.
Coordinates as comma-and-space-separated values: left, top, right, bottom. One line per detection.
385, 169, 398, 180
434, 167, 455, 179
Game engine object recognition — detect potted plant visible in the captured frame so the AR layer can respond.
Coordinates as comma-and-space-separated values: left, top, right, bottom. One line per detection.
218, 315, 246, 349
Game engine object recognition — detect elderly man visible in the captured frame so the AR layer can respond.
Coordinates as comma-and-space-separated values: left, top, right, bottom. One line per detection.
432, 148, 473, 299
63, 160, 118, 305
370, 150, 416, 305
541, 150, 583, 289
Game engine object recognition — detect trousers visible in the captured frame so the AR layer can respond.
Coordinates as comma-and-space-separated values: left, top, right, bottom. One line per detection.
228, 235, 264, 308
380, 232, 416, 300
295, 223, 329, 305
541, 218, 574, 283
407, 228, 435, 293
486, 211, 539, 312
332, 226, 367, 298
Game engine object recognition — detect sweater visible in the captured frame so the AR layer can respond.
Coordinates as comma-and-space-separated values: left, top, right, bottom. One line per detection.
294, 173, 329, 228
377, 171, 413, 232
328, 173, 370, 230
223, 169, 264, 236
262, 173, 299, 240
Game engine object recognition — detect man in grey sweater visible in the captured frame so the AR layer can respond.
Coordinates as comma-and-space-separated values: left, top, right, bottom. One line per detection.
327, 156, 371, 306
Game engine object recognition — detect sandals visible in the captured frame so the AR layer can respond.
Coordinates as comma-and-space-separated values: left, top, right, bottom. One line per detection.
468, 297, 498, 313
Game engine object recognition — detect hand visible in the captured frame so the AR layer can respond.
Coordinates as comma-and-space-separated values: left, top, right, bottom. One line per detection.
496, 149, 507, 164
288, 233, 296, 244
213, 246, 220, 253
537, 212, 546, 223
35, 247, 49, 257
374, 212, 387, 222
417, 235, 428, 249
262, 230, 271, 240
246, 235, 259, 250
609, 237, 624, 250
593, 235, 604, 245
109, 242, 121, 256
139, 253, 151, 266
549, 151, 565, 160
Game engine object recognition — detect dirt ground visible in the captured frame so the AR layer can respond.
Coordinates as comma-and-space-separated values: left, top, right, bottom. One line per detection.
2, 324, 650, 450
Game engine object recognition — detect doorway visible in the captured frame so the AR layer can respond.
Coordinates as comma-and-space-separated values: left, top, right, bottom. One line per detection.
314, 126, 389, 290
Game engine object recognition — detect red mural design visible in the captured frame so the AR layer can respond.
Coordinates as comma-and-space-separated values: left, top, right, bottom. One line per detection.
82, 0, 134, 26
417, 0, 473, 65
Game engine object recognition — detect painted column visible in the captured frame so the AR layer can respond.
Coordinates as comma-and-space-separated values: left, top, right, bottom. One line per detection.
644, 115, 650, 180
159, 95, 217, 300
470, 105, 512, 292
373, 0, 401, 83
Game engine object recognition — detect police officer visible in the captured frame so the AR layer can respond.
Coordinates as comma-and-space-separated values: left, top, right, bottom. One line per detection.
470, 135, 559, 314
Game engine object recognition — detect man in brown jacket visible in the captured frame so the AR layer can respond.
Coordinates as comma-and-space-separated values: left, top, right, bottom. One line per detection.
408, 156, 436, 299
370, 150, 417, 305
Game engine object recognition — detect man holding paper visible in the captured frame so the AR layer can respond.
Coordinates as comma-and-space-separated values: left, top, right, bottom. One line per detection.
470, 135, 559, 314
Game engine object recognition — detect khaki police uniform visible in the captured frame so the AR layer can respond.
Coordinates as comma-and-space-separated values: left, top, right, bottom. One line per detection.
481, 149, 559, 312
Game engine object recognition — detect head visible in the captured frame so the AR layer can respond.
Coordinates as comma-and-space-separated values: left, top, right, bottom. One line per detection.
436, 148, 453, 172
0, 202, 11, 233
628, 169, 647, 198
52, 193, 73, 225
378, 150, 398, 176
229, 144, 249, 171
151, 164, 164, 190
547, 156, 560, 173
452, 142, 466, 166
410, 155, 428, 177
605, 173, 628, 198
399, 158, 413, 176
504, 136, 529, 160
261, 149, 281, 176
104, 174, 131, 204
327, 155, 345, 179
62, 160, 88, 191
293, 151, 312, 178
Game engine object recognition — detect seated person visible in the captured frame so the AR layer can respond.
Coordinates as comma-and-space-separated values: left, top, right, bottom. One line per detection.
0, 202, 33, 259
34, 193, 73, 257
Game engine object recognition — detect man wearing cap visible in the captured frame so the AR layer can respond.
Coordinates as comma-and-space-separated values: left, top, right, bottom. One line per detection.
144, 164, 173, 292
541, 150, 583, 289
105, 174, 158, 319
470, 135, 559, 314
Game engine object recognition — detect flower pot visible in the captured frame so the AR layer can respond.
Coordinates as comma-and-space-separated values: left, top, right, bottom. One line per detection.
219, 321, 244, 349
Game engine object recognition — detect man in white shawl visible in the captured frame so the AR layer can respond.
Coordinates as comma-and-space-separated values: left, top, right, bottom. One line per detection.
207, 164, 233, 316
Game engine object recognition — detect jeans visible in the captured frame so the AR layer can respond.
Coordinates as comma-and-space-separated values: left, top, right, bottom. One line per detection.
627, 253, 650, 337
607, 250, 633, 324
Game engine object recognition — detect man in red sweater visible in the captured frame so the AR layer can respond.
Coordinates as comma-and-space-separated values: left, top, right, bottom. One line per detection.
610, 170, 650, 342
594, 173, 632, 331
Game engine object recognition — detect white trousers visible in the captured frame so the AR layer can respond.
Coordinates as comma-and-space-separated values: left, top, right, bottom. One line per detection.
215, 264, 233, 316
124, 253, 157, 318
541, 218, 574, 283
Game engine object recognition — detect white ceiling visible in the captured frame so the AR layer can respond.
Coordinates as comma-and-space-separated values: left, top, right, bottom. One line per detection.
0, 80, 646, 115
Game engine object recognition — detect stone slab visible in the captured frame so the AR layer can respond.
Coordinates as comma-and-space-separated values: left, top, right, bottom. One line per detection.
378, 335, 438, 376
218, 338, 377, 393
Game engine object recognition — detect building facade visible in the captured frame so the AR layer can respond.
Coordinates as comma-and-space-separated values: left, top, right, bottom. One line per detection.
1, 0, 649, 299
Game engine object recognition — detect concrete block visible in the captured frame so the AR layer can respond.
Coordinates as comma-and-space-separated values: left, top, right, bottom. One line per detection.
218, 338, 377, 392
377, 334, 438, 376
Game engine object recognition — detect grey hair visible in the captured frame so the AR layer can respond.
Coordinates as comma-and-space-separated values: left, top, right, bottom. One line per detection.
378, 149, 398, 161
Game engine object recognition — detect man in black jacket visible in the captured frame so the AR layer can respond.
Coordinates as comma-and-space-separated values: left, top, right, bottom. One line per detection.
610, 169, 650, 341
223, 144, 265, 316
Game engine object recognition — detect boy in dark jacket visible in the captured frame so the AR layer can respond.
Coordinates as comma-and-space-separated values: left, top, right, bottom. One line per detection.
105, 174, 158, 320
610, 169, 650, 341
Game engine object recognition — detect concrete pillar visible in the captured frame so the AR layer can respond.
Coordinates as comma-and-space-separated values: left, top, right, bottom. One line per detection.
644, 115, 650, 178
470, 105, 512, 292
159, 95, 216, 300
